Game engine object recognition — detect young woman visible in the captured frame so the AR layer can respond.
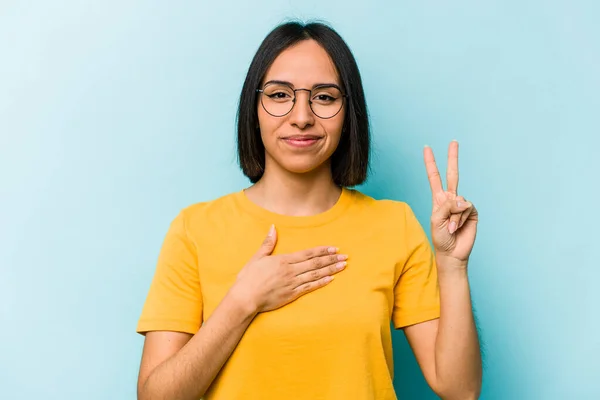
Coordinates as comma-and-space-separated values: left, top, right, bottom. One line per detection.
136, 21, 482, 400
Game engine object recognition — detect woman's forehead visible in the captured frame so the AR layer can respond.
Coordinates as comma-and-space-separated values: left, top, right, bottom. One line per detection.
262, 40, 340, 87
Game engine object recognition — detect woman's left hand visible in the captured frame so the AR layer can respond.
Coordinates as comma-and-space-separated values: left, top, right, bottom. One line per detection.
423, 141, 479, 269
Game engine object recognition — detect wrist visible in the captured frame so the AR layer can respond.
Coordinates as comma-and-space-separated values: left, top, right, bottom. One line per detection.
227, 283, 260, 319
436, 254, 468, 270
436, 256, 469, 278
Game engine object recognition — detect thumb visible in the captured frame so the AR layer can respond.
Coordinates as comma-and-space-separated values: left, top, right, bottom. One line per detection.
432, 198, 472, 224
254, 224, 277, 259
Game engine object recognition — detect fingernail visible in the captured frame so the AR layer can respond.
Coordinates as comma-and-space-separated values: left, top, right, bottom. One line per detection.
268, 224, 275, 237
336, 261, 347, 270
325, 276, 334, 283
449, 221, 457, 233
424, 144, 430, 148
337, 254, 348, 261
328, 247, 339, 254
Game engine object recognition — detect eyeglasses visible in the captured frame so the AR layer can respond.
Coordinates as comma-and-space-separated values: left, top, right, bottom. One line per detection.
256, 82, 348, 119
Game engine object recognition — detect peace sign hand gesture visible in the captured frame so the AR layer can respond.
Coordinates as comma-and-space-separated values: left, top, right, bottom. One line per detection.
424, 141, 479, 268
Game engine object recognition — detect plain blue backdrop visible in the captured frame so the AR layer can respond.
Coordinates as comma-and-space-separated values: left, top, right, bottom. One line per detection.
1, 1, 598, 399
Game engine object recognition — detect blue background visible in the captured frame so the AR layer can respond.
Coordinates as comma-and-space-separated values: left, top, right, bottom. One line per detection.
1, 1, 598, 399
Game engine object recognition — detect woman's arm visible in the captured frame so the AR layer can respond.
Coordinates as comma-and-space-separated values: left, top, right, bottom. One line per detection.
434, 262, 482, 399
403, 259, 482, 400
406, 141, 482, 399
138, 290, 256, 400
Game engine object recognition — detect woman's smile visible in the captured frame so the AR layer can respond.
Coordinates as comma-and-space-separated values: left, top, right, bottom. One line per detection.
281, 134, 324, 149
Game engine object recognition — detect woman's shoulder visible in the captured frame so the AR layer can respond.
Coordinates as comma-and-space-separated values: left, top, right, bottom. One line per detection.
176, 190, 242, 221
347, 188, 415, 218
347, 189, 426, 235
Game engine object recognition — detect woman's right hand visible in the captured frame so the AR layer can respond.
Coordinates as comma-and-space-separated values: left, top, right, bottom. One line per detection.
231, 224, 348, 314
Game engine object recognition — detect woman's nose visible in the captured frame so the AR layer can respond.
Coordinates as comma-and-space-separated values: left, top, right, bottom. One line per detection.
288, 90, 315, 128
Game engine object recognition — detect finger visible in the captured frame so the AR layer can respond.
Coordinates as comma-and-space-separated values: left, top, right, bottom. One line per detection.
293, 275, 335, 297
293, 253, 348, 275
447, 141, 459, 195
423, 145, 444, 201
458, 203, 478, 229
252, 224, 278, 260
448, 195, 465, 233
457, 206, 473, 229
294, 261, 346, 288
432, 198, 472, 223
448, 212, 462, 234
286, 245, 338, 264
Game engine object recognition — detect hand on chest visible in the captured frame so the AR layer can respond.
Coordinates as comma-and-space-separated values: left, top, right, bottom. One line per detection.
198, 226, 401, 325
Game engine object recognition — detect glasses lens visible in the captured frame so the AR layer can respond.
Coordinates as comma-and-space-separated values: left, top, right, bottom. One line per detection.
310, 86, 344, 119
261, 83, 295, 116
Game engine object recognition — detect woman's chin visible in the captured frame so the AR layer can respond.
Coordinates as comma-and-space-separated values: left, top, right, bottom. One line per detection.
280, 159, 330, 176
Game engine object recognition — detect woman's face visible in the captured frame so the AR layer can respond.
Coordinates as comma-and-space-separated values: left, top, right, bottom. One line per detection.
257, 39, 345, 176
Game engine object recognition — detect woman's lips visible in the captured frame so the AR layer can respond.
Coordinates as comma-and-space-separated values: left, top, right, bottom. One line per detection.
281, 136, 322, 148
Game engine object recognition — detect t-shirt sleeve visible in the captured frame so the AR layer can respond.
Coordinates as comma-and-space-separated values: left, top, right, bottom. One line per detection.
136, 210, 203, 335
392, 203, 441, 329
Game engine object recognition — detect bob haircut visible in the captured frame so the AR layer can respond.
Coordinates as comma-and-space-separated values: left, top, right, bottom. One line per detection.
236, 21, 370, 187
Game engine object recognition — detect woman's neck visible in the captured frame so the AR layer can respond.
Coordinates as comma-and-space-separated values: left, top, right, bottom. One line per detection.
244, 165, 342, 217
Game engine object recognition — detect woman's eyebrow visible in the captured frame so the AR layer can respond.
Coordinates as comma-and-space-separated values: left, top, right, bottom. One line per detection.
263, 79, 294, 87
263, 79, 340, 89
312, 82, 340, 89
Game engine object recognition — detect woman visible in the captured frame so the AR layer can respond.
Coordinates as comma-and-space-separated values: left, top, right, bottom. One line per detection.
136, 21, 482, 400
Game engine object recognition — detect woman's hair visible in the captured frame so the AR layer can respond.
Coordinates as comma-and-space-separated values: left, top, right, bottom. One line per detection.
236, 21, 370, 187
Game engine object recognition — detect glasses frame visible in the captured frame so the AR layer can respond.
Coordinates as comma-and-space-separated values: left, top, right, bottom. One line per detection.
256, 82, 349, 120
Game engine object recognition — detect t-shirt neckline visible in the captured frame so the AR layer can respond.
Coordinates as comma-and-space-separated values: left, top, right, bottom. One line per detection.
235, 187, 353, 228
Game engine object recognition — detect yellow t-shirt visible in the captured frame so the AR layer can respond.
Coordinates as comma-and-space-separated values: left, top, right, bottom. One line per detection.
137, 187, 440, 400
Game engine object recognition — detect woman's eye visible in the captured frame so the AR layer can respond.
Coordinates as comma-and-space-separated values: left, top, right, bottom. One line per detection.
314, 94, 335, 102
268, 92, 291, 99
